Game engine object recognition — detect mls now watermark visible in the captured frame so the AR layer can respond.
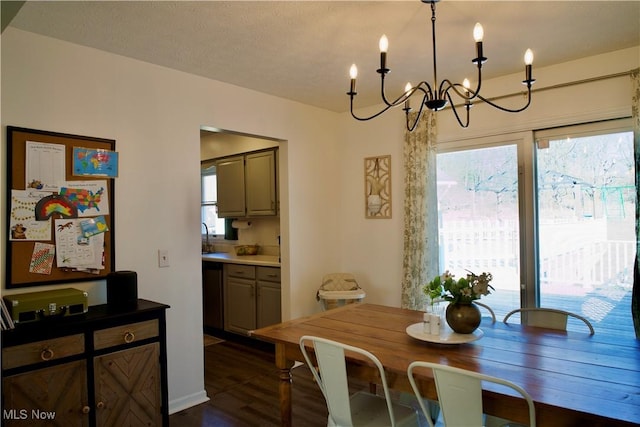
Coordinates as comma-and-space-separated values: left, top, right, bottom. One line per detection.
4, 409, 56, 420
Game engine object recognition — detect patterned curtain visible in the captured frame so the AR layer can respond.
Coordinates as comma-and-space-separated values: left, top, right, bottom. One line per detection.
401, 111, 440, 310
631, 68, 640, 338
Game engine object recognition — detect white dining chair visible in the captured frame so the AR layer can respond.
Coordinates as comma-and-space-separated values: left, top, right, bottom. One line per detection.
299, 335, 419, 427
407, 361, 536, 427
473, 301, 496, 324
503, 307, 594, 335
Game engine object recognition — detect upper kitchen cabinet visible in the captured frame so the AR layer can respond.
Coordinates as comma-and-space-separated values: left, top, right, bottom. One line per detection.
216, 149, 278, 218
245, 150, 277, 216
216, 155, 246, 217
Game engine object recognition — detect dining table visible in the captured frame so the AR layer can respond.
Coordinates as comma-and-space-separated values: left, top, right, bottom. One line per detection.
251, 303, 640, 427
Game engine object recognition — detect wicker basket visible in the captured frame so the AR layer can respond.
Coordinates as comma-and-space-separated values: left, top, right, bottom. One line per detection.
316, 273, 365, 311
234, 244, 259, 256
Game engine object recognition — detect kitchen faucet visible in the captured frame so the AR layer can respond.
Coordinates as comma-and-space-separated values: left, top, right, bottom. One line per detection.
202, 222, 210, 252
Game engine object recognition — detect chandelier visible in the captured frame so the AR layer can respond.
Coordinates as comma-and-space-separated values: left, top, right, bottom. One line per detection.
347, 0, 535, 131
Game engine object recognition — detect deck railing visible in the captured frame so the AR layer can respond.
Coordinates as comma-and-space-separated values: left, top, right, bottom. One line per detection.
540, 240, 634, 289
440, 219, 634, 290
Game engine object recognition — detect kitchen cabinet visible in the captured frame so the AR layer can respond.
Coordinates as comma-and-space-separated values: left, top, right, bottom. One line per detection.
215, 155, 246, 218
245, 150, 277, 216
224, 264, 256, 334
216, 149, 277, 218
1, 300, 169, 427
256, 266, 282, 328
203, 262, 224, 332
223, 264, 281, 335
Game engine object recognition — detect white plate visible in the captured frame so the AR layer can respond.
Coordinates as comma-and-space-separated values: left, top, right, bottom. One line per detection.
406, 322, 483, 344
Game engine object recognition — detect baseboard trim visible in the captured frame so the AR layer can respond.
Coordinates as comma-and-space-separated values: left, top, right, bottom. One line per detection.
169, 390, 210, 414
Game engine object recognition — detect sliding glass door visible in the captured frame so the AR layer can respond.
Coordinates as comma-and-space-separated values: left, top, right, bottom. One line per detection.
436, 119, 635, 335
534, 121, 635, 335
436, 143, 521, 321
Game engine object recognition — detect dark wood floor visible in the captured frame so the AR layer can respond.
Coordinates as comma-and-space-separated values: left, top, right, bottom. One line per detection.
169, 336, 334, 427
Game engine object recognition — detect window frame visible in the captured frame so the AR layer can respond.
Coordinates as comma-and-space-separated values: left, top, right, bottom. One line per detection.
436, 117, 633, 314
201, 160, 225, 238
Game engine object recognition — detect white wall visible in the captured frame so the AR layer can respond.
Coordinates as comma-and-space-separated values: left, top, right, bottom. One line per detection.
0, 28, 343, 413
337, 111, 407, 306
1, 26, 638, 415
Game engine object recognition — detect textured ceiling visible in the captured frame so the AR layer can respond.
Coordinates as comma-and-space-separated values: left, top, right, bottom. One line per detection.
7, 1, 640, 113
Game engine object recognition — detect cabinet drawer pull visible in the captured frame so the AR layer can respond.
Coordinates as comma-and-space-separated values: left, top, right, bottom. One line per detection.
40, 348, 55, 361
123, 331, 135, 343
97, 401, 105, 409
82, 406, 91, 414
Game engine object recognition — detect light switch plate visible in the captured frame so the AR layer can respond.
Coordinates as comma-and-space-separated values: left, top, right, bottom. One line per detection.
158, 249, 169, 267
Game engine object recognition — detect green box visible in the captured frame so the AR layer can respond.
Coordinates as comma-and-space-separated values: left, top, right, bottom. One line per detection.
3, 288, 88, 324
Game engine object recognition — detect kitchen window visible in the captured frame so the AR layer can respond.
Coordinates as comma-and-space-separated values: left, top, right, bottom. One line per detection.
201, 161, 225, 237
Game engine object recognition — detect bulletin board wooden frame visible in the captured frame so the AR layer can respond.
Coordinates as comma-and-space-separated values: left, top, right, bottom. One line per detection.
5, 126, 116, 288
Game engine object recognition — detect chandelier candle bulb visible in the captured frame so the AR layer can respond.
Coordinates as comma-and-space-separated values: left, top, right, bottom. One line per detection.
473, 23, 485, 64
463, 78, 471, 105
524, 49, 534, 65
378, 35, 388, 73
524, 49, 534, 84
463, 78, 470, 94
349, 64, 358, 94
404, 82, 412, 110
379, 34, 389, 52
473, 23, 484, 42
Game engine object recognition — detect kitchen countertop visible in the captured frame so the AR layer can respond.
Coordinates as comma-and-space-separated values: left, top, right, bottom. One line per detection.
202, 252, 280, 267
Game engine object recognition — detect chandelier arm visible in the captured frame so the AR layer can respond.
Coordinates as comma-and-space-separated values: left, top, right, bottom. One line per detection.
440, 79, 481, 103
445, 91, 470, 128
349, 99, 397, 121
405, 95, 429, 131
466, 63, 484, 101
380, 74, 397, 107
386, 84, 430, 109
414, 81, 435, 100
439, 58, 483, 101
439, 79, 467, 102
474, 85, 533, 113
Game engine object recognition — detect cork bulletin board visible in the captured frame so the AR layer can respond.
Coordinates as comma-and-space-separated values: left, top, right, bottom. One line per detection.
5, 126, 116, 288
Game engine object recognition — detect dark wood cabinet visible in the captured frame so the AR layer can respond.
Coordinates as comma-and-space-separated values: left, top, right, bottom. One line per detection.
1, 299, 169, 427
93, 342, 161, 426
3, 359, 89, 426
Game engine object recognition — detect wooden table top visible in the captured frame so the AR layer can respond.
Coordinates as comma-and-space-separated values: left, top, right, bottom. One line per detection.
252, 303, 640, 427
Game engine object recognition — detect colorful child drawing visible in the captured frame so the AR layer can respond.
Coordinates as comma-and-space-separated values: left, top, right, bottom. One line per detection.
60, 187, 104, 213
73, 147, 118, 177
59, 180, 109, 217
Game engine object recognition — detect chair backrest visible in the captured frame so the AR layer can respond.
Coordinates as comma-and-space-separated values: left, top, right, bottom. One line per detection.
407, 361, 536, 427
299, 335, 398, 427
503, 307, 594, 335
320, 273, 361, 291
473, 301, 496, 324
